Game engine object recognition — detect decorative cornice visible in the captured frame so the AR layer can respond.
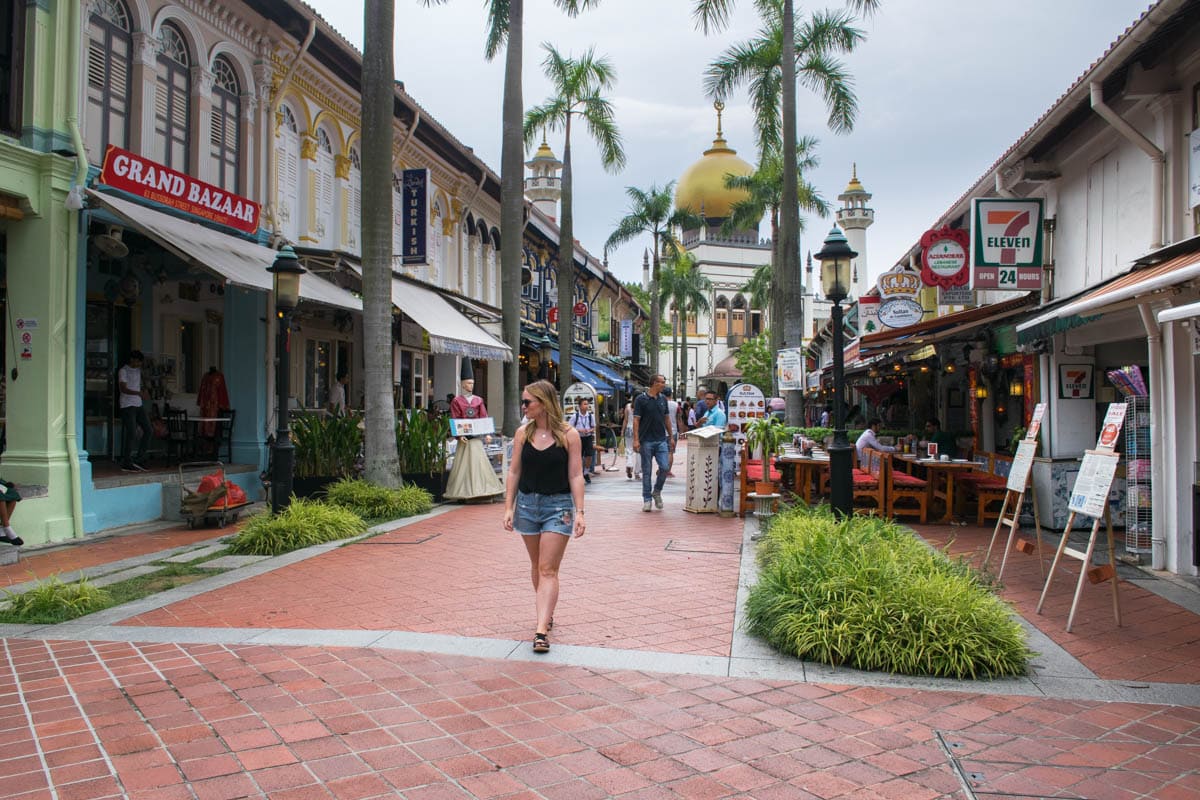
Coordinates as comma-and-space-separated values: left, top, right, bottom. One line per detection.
192, 66, 214, 97
182, 0, 267, 56
334, 154, 351, 180
132, 32, 158, 67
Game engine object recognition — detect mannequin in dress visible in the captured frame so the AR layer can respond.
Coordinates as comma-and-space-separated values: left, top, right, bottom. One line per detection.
444, 360, 503, 501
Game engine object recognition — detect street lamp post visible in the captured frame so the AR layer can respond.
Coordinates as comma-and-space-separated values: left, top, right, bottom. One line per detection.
813, 226, 857, 519
268, 245, 305, 514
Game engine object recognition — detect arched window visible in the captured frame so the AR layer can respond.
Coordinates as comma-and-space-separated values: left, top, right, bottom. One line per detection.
715, 295, 729, 337
86, 0, 132, 156
731, 294, 747, 336
154, 22, 191, 171
345, 147, 361, 253
274, 105, 300, 241
312, 127, 335, 247
210, 56, 240, 193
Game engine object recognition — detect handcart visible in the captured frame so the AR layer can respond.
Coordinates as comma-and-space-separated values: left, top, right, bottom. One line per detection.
179, 461, 251, 529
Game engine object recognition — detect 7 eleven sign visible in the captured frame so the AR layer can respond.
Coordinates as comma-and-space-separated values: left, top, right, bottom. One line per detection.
971, 197, 1044, 290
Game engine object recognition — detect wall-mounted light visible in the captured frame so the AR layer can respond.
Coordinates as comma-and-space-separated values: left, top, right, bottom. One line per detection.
893, 363, 903, 373
919, 364, 930, 373
1009, 378, 1024, 397
944, 362, 957, 374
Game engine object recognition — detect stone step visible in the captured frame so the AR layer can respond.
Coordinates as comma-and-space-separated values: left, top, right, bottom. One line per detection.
196, 554, 268, 570
162, 544, 228, 564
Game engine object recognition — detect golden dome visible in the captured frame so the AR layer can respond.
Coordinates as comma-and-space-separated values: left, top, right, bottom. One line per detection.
674, 106, 754, 220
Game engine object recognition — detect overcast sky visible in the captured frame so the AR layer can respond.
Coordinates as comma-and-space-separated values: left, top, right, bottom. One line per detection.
306, 0, 1152, 287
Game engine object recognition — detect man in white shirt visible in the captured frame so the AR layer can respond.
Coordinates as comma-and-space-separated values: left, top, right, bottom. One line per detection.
117, 350, 152, 471
855, 418, 895, 466
570, 398, 596, 483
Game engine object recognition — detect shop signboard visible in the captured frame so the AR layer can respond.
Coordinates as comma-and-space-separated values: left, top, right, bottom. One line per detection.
920, 227, 970, 288
857, 295, 881, 335
776, 348, 804, 391
1095, 402, 1127, 453
99, 145, 260, 233
938, 285, 975, 306
401, 169, 430, 265
619, 319, 633, 357
1058, 364, 1094, 399
1026, 402, 1046, 442
876, 265, 924, 329
1068, 449, 1121, 518
970, 197, 1044, 290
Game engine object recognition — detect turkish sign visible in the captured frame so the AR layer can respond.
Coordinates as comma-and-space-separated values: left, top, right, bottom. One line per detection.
619, 319, 633, 358
776, 348, 804, 391
876, 265, 924, 329
401, 168, 429, 266
100, 145, 261, 233
920, 227, 970, 288
970, 197, 1044, 290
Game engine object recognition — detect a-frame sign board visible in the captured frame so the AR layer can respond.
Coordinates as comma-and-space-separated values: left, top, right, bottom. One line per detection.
1035, 403, 1127, 633
983, 403, 1047, 581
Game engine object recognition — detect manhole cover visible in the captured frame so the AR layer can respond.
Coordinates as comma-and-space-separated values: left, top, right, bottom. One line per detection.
357, 533, 441, 545
664, 539, 741, 555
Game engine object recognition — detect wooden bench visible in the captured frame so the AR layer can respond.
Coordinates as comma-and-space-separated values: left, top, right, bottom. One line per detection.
958, 452, 1013, 525
884, 453, 928, 523
852, 449, 886, 516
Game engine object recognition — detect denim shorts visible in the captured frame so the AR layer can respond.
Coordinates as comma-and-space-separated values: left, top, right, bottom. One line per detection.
514, 490, 574, 536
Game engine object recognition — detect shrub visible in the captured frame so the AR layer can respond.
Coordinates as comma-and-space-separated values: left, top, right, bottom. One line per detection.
2, 576, 110, 624
291, 412, 362, 478
746, 505, 1032, 679
324, 478, 433, 519
227, 498, 367, 556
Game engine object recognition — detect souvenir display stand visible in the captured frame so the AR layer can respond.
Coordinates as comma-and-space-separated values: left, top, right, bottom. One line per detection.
984, 404, 1047, 581
1036, 403, 1127, 632
683, 425, 724, 513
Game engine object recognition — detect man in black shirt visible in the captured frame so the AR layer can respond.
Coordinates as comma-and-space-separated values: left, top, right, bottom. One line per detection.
633, 373, 672, 511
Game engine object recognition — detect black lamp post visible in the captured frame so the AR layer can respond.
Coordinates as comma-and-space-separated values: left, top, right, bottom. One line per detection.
268, 245, 304, 514
813, 226, 857, 519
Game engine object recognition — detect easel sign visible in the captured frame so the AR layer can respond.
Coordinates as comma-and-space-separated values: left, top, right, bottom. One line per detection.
984, 402, 1046, 581
1038, 447, 1122, 632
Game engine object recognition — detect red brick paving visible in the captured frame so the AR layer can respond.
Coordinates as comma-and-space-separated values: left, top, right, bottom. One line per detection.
122, 476, 741, 657
1, 638, 1197, 800
916, 523, 1200, 684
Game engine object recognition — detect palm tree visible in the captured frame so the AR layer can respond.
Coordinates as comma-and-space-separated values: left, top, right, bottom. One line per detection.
360, 0, 401, 486
662, 251, 711, 398
605, 183, 702, 373
464, 0, 600, 433
525, 44, 625, 392
725, 138, 828, 362
694, 0, 878, 425
742, 263, 772, 313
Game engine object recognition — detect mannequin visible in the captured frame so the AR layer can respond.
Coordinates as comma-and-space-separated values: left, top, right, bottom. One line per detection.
444, 359, 503, 501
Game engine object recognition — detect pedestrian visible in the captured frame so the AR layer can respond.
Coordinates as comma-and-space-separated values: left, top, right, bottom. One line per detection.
662, 387, 680, 477
819, 404, 831, 427
633, 373, 673, 511
622, 394, 641, 480
503, 380, 586, 654
118, 350, 153, 472
570, 398, 596, 483
700, 390, 727, 429
328, 369, 349, 415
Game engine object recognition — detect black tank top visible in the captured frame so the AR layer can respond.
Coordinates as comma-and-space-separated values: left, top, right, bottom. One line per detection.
519, 433, 570, 495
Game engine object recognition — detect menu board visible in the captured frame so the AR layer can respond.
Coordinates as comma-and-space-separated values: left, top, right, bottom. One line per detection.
561, 381, 597, 420
1068, 450, 1121, 518
726, 382, 766, 514
1095, 402, 1127, 453
1007, 439, 1037, 492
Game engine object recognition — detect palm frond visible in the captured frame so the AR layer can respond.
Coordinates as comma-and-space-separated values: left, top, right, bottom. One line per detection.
482, 0, 510, 61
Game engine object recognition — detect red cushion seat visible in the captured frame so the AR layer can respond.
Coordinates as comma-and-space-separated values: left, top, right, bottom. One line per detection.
852, 474, 878, 487
745, 462, 782, 482
892, 473, 927, 488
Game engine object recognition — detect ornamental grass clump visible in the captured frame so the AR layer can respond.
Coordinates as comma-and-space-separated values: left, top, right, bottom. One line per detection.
747, 505, 1032, 679
324, 478, 434, 520
227, 498, 367, 556
2, 576, 110, 624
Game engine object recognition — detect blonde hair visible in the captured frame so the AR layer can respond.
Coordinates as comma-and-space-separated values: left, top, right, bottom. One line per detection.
521, 380, 569, 449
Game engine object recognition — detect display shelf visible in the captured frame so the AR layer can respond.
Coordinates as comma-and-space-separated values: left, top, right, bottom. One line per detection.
1124, 395, 1152, 553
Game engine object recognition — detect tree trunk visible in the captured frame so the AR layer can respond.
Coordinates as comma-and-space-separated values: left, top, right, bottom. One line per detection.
671, 308, 679, 394
648, 230, 661, 374
680, 317, 689, 400
557, 117, 574, 393
769, 207, 782, 379
779, 1, 803, 427
361, 0, 400, 486
500, 0, 524, 434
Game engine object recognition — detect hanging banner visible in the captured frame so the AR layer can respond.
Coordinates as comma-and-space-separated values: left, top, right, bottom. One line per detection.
619, 319, 633, 357
99, 145, 261, 233
971, 197, 1044, 290
401, 169, 429, 266
776, 348, 804, 391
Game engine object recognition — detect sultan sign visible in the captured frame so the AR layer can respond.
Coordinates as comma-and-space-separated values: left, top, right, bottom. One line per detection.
100, 146, 260, 233
970, 198, 1044, 290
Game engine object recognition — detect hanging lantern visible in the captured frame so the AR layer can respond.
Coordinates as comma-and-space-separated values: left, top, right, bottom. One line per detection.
1008, 378, 1024, 396
974, 385, 989, 400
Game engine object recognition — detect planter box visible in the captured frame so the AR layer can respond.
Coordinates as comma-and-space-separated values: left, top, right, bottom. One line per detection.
292, 475, 339, 499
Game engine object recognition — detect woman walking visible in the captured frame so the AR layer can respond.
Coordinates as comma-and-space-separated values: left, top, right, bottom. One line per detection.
503, 380, 586, 653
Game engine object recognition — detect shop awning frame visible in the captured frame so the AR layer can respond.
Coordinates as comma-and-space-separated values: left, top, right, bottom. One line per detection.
859, 294, 1037, 356
389, 277, 511, 362
548, 349, 614, 395
87, 190, 362, 311
574, 352, 625, 385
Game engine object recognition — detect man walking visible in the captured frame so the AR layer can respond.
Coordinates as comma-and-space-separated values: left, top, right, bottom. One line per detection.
118, 350, 153, 471
633, 373, 672, 511
571, 398, 596, 483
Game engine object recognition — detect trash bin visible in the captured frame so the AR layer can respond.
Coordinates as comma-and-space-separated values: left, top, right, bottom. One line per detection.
683, 425, 724, 513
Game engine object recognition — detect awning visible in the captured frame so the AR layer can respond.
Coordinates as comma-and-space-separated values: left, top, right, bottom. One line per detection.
1017, 245, 1200, 335
574, 352, 625, 385
859, 294, 1037, 356
1158, 300, 1200, 323
390, 277, 511, 361
704, 353, 742, 380
548, 349, 613, 395
87, 189, 362, 311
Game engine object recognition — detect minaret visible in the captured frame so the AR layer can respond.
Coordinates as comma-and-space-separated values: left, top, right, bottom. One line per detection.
524, 139, 562, 221
642, 249, 650, 292
835, 164, 874, 298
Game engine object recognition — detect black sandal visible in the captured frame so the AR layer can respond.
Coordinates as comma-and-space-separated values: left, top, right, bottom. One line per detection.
532, 633, 550, 653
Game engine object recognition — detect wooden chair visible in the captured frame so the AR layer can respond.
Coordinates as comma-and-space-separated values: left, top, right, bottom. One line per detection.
164, 407, 190, 463
852, 449, 886, 516
218, 408, 236, 463
885, 453, 927, 523
958, 452, 1012, 525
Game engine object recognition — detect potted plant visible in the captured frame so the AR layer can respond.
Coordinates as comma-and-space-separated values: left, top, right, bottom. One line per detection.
290, 412, 363, 498
744, 416, 785, 496
396, 409, 451, 500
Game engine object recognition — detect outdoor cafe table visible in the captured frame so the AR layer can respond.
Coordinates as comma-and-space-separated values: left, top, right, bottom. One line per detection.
188, 416, 231, 458
777, 450, 830, 505
907, 457, 979, 524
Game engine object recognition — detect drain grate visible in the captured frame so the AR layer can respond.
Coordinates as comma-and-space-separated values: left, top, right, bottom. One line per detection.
357, 533, 442, 545
664, 539, 742, 555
